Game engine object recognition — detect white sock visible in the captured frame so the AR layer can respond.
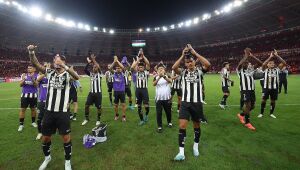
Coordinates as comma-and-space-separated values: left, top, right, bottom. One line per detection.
179, 147, 184, 155
193, 142, 199, 151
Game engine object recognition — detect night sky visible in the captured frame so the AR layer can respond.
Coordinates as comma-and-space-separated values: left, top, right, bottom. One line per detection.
22, 0, 231, 28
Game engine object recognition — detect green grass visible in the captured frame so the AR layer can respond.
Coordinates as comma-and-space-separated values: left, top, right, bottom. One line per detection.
0, 74, 300, 170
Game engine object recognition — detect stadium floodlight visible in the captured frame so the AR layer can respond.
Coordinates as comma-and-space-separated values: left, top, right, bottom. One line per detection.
193, 17, 199, 24
202, 13, 211, 21
103, 28, 106, 32
5, 1, 10, 5
0, 0, 4, 3
139, 28, 143, 32
109, 29, 115, 34
185, 20, 192, 27
55, 18, 66, 26
170, 24, 175, 29
146, 28, 151, 32
214, 10, 220, 15
243, 0, 248, 2
77, 23, 84, 29
162, 26, 168, 31
18, 6, 28, 13
84, 24, 91, 31
66, 20, 75, 27
178, 22, 184, 28
223, 3, 233, 13
93, 27, 98, 31
12, 1, 19, 6
233, 0, 243, 7
29, 6, 43, 18
154, 27, 160, 31
45, 14, 53, 21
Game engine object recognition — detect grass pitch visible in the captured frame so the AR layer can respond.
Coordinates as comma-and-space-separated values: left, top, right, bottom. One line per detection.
0, 74, 300, 170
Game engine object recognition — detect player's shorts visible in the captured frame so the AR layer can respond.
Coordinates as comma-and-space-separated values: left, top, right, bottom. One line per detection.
136, 88, 149, 105
222, 86, 230, 93
114, 91, 126, 104
69, 87, 78, 103
41, 111, 71, 136
85, 92, 102, 109
37, 102, 46, 121
241, 90, 256, 104
262, 89, 278, 100
125, 86, 132, 97
171, 88, 182, 97
107, 82, 113, 93
21, 97, 37, 108
179, 102, 204, 122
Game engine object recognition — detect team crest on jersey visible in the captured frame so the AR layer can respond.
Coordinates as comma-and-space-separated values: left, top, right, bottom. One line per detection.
185, 72, 199, 83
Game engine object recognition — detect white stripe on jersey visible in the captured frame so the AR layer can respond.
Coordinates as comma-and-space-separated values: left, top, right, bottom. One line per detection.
181, 68, 204, 103
171, 70, 181, 89
221, 68, 230, 87
237, 68, 255, 91
90, 72, 102, 93
136, 71, 148, 88
62, 73, 70, 112
263, 68, 279, 89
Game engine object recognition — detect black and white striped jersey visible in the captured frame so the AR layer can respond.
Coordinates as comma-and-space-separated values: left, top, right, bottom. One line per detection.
45, 68, 71, 112
237, 68, 255, 91
136, 71, 149, 89
105, 71, 114, 83
181, 68, 204, 103
124, 70, 131, 86
263, 68, 280, 90
221, 68, 230, 87
89, 72, 102, 93
171, 70, 182, 89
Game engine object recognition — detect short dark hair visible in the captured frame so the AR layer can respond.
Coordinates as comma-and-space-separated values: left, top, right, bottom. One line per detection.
138, 62, 145, 67
28, 64, 35, 68
157, 63, 166, 69
54, 55, 67, 62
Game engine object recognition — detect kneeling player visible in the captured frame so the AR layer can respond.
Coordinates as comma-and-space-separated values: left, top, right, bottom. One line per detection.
258, 50, 286, 118
172, 44, 211, 161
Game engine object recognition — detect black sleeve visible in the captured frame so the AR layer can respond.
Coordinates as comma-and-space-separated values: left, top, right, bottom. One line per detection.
84, 64, 90, 76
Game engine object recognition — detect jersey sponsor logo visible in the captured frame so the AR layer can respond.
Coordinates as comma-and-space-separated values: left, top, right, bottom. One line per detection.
49, 77, 65, 89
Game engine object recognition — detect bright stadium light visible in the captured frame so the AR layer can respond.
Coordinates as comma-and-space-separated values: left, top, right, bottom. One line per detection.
66, 20, 75, 27
178, 22, 184, 28
18, 6, 28, 13
45, 13, 53, 21
12, 1, 19, 6
244, 0, 248, 2
29, 6, 43, 18
223, 3, 233, 13
154, 27, 160, 31
233, 0, 243, 7
5, 1, 10, 5
214, 10, 220, 15
139, 28, 143, 32
146, 28, 150, 32
103, 28, 106, 32
202, 13, 211, 21
193, 17, 199, 24
77, 23, 84, 29
0, 0, 4, 4
162, 26, 168, 31
185, 20, 192, 27
84, 24, 91, 31
109, 29, 115, 34
170, 24, 175, 29
93, 27, 98, 31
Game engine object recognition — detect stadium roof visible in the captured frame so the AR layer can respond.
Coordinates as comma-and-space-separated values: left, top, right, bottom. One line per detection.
0, 0, 300, 56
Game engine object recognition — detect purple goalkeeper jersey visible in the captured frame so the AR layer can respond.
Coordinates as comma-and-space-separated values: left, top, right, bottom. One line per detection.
38, 77, 48, 102
21, 73, 38, 98
113, 72, 125, 92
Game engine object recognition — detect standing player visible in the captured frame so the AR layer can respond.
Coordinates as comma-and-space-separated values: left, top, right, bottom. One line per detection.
170, 69, 182, 113
82, 55, 102, 126
69, 76, 82, 121
153, 63, 173, 133
18, 65, 38, 132
237, 48, 262, 131
172, 44, 211, 161
258, 50, 286, 118
110, 56, 127, 121
219, 62, 233, 109
105, 64, 114, 106
121, 56, 134, 110
36, 70, 48, 140
279, 64, 288, 94
27, 45, 79, 170
131, 49, 151, 125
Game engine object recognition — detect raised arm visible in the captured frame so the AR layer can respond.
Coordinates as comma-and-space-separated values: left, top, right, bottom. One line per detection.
262, 52, 274, 70
27, 45, 46, 73
110, 56, 125, 70
142, 55, 150, 70
188, 44, 211, 71
172, 52, 184, 74
131, 57, 138, 72
274, 49, 286, 66
91, 54, 101, 72
19, 73, 26, 87
249, 52, 263, 68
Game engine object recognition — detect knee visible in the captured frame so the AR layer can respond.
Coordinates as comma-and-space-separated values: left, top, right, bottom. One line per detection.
62, 135, 71, 143
193, 121, 200, 128
42, 136, 51, 143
